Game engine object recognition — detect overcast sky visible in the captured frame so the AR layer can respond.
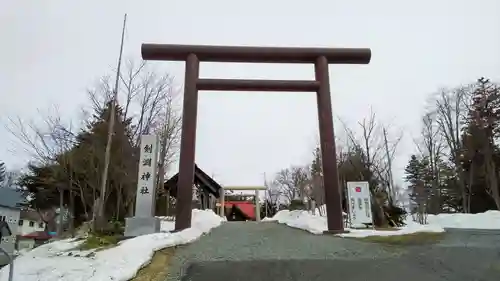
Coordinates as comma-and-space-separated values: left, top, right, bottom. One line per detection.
1, 0, 499, 187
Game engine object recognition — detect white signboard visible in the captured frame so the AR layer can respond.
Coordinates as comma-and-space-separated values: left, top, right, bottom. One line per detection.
346, 181, 373, 227
135, 134, 159, 217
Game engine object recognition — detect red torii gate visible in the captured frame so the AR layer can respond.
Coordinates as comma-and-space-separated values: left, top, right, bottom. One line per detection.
141, 44, 371, 233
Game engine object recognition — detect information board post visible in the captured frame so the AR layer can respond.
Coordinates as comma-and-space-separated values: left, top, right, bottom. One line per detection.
124, 135, 161, 237
346, 181, 373, 228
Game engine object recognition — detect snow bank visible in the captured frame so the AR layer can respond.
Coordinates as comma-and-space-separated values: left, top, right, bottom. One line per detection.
425, 210, 500, 229
0, 209, 224, 281
266, 209, 328, 234
267, 210, 444, 237
269, 209, 500, 238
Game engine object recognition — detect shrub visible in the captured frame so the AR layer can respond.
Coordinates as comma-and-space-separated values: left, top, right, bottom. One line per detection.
384, 203, 407, 227
288, 199, 307, 210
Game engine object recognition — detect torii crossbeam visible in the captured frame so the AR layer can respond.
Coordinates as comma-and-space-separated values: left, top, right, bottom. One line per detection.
141, 43, 371, 233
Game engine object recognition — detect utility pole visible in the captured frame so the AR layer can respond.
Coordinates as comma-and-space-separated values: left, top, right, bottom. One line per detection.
95, 14, 127, 229
263, 172, 268, 218
383, 127, 395, 201
157, 132, 168, 216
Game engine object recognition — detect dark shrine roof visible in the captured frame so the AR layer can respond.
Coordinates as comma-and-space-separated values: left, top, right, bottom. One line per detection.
164, 164, 222, 198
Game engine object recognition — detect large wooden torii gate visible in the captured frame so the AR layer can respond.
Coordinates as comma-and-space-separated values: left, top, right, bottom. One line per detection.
141, 43, 371, 234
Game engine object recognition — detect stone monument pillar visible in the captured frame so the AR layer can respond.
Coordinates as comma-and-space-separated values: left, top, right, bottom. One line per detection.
124, 134, 161, 237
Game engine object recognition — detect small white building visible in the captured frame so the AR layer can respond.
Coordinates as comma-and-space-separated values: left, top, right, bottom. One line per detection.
18, 209, 46, 235
16, 209, 48, 251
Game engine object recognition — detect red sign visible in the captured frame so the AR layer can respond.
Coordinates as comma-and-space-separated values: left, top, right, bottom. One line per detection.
355, 187, 361, 193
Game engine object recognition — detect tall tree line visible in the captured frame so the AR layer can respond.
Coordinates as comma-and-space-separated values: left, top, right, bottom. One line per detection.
405, 77, 500, 215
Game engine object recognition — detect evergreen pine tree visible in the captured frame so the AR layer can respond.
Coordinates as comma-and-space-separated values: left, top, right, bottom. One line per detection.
461, 78, 500, 211
404, 155, 429, 212
310, 146, 322, 176
74, 101, 138, 221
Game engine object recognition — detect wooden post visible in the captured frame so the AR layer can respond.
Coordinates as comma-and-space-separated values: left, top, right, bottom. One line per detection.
255, 189, 261, 222
315, 56, 345, 234
174, 54, 200, 231
220, 187, 225, 217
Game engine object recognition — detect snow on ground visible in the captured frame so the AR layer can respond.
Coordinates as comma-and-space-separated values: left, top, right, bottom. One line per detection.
266, 209, 500, 237
158, 216, 176, 231
425, 211, 500, 229
311, 204, 347, 217
0, 209, 224, 281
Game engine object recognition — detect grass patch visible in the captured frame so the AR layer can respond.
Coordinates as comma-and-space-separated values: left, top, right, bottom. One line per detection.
359, 232, 446, 245
355, 227, 398, 231
78, 234, 119, 251
130, 247, 176, 281
491, 262, 500, 271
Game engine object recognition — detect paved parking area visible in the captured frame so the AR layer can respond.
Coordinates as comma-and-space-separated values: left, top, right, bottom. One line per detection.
168, 222, 500, 281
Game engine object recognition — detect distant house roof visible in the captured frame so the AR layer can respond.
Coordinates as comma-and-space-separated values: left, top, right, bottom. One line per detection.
164, 164, 222, 198
20, 209, 43, 222
0, 188, 27, 209
20, 231, 53, 240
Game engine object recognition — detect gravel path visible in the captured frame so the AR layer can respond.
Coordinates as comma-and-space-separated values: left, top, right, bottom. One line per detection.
166, 222, 500, 281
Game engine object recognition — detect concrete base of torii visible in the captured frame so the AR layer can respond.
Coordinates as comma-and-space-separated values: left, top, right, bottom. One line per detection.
124, 216, 161, 237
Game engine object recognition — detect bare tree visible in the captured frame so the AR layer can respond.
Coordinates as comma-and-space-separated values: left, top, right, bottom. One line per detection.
418, 112, 444, 214
273, 168, 297, 204
339, 110, 402, 197
264, 178, 281, 211
155, 95, 182, 216
359, 110, 381, 170
5, 107, 79, 235
434, 86, 471, 212
341, 112, 379, 176
273, 166, 309, 204
86, 60, 181, 216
